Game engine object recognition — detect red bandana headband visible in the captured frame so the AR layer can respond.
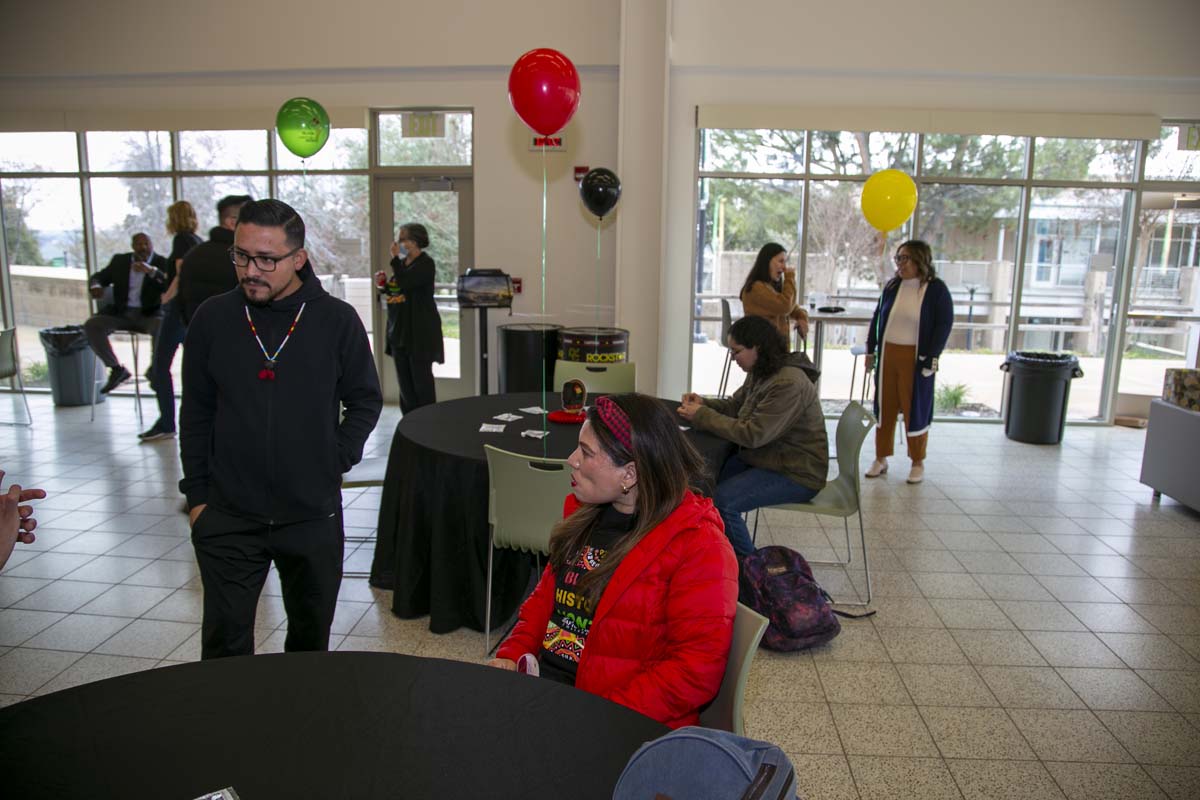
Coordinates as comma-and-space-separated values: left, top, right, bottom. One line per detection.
595, 396, 633, 452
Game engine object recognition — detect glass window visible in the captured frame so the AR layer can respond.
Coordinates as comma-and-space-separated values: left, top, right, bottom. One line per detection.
921, 134, 1026, 180
0, 131, 79, 172
1144, 124, 1200, 181
89, 177, 174, 264
1119, 197, 1200, 398
809, 131, 915, 176
1033, 137, 1138, 182
378, 112, 472, 167
181, 175, 269, 232
276, 174, 371, 335
85, 131, 172, 172
179, 130, 268, 171
276, 128, 368, 171
700, 129, 805, 174
1018, 187, 1129, 420
689, 177, 805, 395
1, 177, 89, 387
917, 183, 1023, 418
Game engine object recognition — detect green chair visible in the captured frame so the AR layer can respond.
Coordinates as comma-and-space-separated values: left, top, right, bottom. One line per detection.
553, 360, 636, 394
340, 456, 389, 578
753, 401, 876, 606
699, 602, 768, 737
0, 328, 32, 427
483, 444, 574, 656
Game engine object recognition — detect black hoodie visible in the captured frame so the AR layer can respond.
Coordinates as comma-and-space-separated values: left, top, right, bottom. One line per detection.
179, 263, 383, 524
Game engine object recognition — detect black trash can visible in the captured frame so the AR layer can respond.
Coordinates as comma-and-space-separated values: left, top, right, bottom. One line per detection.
498, 323, 562, 393
1000, 351, 1083, 444
39, 326, 104, 407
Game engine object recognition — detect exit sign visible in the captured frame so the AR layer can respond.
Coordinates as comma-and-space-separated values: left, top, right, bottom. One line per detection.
528, 135, 565, 151
1180, 124, 1200, 151
402, 112, 445, 138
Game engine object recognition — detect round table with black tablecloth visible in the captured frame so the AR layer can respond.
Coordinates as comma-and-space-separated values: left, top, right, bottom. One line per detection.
369, 391, 734, 634
0, 652, 669, 800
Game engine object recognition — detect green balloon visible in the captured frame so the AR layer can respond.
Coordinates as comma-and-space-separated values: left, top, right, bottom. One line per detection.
276, 97, 330, 159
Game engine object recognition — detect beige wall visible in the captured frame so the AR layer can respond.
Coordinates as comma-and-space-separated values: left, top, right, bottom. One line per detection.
2, 0, 1199, 396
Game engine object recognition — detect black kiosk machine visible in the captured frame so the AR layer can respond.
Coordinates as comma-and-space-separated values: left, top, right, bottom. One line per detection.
456, 268, 514, 394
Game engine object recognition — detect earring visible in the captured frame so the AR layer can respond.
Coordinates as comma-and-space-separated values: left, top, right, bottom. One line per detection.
620, 483, 630, 495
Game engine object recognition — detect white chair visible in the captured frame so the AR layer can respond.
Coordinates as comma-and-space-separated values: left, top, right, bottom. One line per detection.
698, 602, 768, 736
752, 402, 877, 606
91, 330, 149, 426
717, 298, 744, 398
553, 360, 636, 394
483, 445, 574, 655
0, 328, 33, 426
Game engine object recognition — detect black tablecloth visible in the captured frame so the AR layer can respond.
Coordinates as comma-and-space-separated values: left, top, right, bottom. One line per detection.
0, 652, 669, 799
370, 391, 734, 633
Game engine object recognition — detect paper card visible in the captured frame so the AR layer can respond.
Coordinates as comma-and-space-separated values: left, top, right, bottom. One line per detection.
521, 430, 550, 439
493, 413, 522, 421
518, 406, 547, 414
678, 425, 691, 431
479, 423, 506, 433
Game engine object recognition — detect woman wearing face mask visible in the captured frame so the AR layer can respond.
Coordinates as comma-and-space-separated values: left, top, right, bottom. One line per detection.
374, 223, 444, 413
488, 394, 738, 730
863, 239, 955, 484
739, 242, 809, 343
679, 315, 828, 557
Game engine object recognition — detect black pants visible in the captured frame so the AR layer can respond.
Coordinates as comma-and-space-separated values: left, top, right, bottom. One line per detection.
192, 507, 344, 660
393, 353, 437, 414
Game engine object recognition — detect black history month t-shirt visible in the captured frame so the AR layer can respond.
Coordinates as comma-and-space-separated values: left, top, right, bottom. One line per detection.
539, 505, 636, 686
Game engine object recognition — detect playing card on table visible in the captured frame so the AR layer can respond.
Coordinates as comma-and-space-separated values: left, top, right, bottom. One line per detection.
518, 406, 547, 414
479, 423, 506, 433
521, 430, 550, 440
493, 413, 522, 422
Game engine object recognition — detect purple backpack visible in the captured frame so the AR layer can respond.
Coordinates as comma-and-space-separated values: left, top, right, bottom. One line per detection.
738, 546, 864, 651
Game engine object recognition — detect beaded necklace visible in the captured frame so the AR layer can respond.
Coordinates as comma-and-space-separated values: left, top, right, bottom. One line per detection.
244, 303, 306, 381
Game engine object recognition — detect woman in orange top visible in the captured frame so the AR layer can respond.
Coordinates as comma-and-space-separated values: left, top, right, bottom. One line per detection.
739, 242, 809, 344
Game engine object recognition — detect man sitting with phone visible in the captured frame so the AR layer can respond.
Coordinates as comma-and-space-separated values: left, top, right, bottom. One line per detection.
84, 232, 172, 394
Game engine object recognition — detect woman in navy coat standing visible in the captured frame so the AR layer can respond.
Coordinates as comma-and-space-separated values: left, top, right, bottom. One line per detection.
864, 240, 954, 484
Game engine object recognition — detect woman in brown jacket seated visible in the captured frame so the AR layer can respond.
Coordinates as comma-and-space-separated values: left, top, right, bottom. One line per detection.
740, 242, 809, 343
679, 315, 828, 556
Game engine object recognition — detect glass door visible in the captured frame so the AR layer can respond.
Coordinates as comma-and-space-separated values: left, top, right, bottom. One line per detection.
1119, 193, 1200, 399
373, 176, 474, 402
1015, 187, 1131, 420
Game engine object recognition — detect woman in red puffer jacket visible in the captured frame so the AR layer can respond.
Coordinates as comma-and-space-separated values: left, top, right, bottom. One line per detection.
489, 393, 738, 729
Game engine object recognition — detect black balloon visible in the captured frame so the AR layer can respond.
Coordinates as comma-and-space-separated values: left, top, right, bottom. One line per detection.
580, 168, 622, 218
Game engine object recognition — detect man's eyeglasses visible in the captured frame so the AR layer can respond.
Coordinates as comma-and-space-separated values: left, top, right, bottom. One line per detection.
229, 246, 301, 272
893, 254, 913, 265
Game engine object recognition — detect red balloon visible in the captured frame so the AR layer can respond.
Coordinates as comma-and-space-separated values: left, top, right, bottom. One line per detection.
508, 48, 581, 136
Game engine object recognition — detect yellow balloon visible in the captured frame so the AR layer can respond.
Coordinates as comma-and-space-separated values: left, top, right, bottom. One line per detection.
860, 170, 918, 233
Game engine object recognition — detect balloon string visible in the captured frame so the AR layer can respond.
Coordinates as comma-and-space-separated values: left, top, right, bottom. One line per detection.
595, 218, 602, 356
541, 142, 548, 455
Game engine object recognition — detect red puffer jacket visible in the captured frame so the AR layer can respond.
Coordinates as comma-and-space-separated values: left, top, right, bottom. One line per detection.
496, 490, 738, 728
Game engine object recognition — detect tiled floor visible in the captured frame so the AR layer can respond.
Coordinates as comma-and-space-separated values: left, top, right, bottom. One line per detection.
2, 392, 1199, 799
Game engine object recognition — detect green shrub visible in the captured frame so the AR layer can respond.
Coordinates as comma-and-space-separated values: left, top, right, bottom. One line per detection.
935, 382, 969, 413
22, 361, 49, 384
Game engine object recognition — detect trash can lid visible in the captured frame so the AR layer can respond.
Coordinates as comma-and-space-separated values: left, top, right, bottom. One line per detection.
1006, 351, 1079, 365
499, 323, 564, 331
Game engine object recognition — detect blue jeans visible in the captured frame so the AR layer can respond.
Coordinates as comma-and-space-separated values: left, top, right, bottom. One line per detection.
149, 301, 186, 431
714, 454, 819, 556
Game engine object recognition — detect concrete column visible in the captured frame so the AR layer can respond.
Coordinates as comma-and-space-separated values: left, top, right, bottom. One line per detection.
614, 0, 671, 394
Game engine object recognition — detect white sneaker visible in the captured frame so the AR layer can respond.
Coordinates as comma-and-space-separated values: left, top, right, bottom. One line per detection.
907, 465, 925, 484
865, 459, 888, 478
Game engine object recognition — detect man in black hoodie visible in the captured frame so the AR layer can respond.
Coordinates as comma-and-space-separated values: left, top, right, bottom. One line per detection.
180, 199, 382, 659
